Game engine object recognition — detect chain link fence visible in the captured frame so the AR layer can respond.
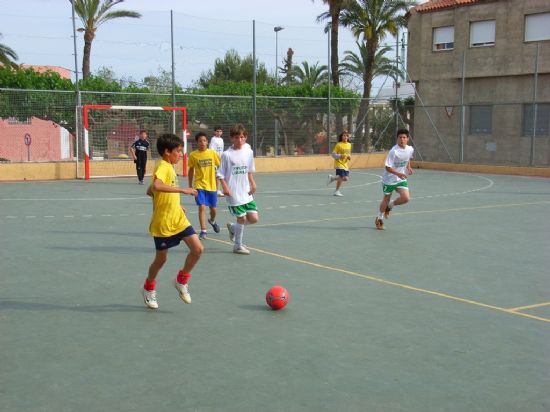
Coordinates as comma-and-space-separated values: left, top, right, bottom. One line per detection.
1, 88, 549, 168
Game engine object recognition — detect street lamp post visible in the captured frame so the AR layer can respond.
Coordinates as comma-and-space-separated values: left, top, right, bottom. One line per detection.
274, 26, 284, 86
274, 26, 284, 156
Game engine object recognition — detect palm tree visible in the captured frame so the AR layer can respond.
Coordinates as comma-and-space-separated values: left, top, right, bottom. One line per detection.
340, 0, 412, 150
71, 0, 141, 79
293, 61, 328, 88
340, 42, 402, 85
0, 33, 18, 68
315, 0, 351, 88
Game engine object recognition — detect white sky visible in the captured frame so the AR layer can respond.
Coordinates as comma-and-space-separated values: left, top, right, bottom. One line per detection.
0, 0, 403, 92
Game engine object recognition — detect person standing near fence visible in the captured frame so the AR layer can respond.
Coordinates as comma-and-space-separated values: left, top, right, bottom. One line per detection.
209, 126, 225, 196
375, 129, 414, 230
130, 130, 150, 185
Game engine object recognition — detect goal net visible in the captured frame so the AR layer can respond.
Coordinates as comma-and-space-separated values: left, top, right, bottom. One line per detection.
81, 105, 188, 180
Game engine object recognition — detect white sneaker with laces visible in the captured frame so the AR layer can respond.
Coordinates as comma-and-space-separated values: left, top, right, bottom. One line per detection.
142, 288, 158, 309
327, 174, 334, 186
233, 244, 251, 255
217, 190, 225, 197
226, 223, 235, 242
174, 280, 192, 304
334, 190, 343, 196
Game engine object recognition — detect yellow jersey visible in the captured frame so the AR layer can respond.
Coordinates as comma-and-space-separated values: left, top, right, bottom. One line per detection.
188, 148, 220, 191
149, 160, 191, 237
332, 142, 352, 170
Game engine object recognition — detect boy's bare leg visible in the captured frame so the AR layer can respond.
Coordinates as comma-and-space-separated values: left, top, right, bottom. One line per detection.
147, 249, 168, 282
181, 234, 203, 274
198, 205, 207, 231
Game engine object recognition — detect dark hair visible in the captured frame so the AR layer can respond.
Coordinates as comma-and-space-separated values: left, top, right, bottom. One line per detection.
213, 126, 222, 132
397, 129, 410, 137
337, 130, 349, 142
156, 133, 183, 156
195, 131, 208, 141
229, 123, 247, 137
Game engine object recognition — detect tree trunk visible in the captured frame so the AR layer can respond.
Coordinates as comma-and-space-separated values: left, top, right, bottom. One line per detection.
82, 30, 95, 79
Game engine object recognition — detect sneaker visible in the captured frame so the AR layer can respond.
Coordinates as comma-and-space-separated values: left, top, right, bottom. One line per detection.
138, 180, 144, 185
334, 190, 343, 197
384, 206, 392, 219
233, 244, 251, 255
174, 280, 192, 304
226, 223, 235, 242
326, 174, 334, 186
375, 217, 384, 230
199, 231, 207, 240
142, 288, 158, 309
217, 190, 225, 197
208, 219, 220, 233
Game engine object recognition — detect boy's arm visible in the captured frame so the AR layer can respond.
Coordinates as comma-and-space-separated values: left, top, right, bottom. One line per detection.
248, 173, 256, 195
152, 177, 197, 196
219, 177, 230, 197
187, 167, 194, 188
129, 145, 136, 161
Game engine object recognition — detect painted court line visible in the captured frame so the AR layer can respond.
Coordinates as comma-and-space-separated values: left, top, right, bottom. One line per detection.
508, 301, 550, 312
208, 237, 550, 324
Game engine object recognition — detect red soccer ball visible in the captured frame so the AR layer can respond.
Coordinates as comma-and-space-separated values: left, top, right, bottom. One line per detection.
265, 285, 290, 310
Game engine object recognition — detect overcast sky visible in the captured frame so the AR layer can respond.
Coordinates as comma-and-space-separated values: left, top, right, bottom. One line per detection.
0, 0, 404, 92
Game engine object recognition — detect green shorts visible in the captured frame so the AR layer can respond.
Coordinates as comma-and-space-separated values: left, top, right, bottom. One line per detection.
382, 180, 408, 194
228, 200, 258, 217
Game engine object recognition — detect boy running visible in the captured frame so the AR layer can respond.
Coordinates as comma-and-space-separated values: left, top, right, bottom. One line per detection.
327, 130, 352, 196
142, 133, 203, 309
375, 129, 414, 230
217, 123, 259, 255
188, 132, 221, 240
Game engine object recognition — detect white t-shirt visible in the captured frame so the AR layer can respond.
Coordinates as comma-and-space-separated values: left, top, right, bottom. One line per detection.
209, 136, 224, 157
382, 144, 414, 185
217, 146, 256, 206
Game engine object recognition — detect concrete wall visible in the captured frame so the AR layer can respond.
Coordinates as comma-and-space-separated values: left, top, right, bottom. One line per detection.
0, 153, 387, 181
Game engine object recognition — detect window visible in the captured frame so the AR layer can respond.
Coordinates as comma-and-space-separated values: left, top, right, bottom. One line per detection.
7, 117, 31, 125
523, 104, 550, 137
470, 20, 496, 47
469, 105, 492, 134
433, 26, 454, 51
525, 13, 550, 42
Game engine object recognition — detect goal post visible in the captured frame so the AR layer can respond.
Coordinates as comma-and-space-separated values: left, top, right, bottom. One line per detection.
81, 104, 188, 180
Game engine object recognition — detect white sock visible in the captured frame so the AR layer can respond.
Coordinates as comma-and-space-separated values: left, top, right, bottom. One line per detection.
388, 201, 395, 209
378, 212, 384, 219
234, 223, 244, 246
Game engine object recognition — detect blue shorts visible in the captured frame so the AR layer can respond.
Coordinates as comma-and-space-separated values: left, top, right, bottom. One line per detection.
153, 226, 196, 250
195, 189, 217, 207
335, 169, 349, 177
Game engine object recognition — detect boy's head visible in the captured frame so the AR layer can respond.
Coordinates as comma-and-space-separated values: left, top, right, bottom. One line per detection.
139, 130, 147, 139
195, 132, 208, 150
396, 129, 410, 148
338, 130, 350, 142
156, 133, 183, 163
229, 123, 248, 149
213, 126, 222, 135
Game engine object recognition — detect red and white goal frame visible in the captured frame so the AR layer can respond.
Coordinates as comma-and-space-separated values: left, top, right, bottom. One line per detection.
82, 104, 188, 180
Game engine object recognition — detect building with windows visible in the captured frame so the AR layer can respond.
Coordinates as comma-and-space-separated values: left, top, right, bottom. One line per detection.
407, 0, 550, 166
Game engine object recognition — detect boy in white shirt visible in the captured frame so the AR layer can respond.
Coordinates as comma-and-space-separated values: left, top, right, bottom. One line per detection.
375, 129, 414, 230
209, 126, 225, 197
217, 124, 258, 255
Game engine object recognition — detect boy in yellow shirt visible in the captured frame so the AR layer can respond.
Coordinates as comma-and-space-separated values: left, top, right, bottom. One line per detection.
188, 132, 221, 240
327, 130, 352, 196
142, 133, 203, 309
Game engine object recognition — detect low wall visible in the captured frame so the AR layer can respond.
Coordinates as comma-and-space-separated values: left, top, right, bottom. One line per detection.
0, 153, 387, 181
412, 161, 550, 178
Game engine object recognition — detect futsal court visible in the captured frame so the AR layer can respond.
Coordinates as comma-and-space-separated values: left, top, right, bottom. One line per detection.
1, 168, 549, 412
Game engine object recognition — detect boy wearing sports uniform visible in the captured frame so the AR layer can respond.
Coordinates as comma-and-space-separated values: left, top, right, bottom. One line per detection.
129, 130, 150, 184
142, 133, 203, 309
375, 129, 414, 230
209, 126, 225, 197
217, 123, 258, 255
327, 131, 352, 196
188, 132, 221, 240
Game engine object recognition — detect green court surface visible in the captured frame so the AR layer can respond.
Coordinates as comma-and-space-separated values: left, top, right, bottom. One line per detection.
1, 169, 549, 412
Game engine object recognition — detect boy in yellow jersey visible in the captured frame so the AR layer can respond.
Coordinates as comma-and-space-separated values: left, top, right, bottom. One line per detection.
188, 132, 221, 240
142, 133, 203, 309
327, 131, 352, 196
